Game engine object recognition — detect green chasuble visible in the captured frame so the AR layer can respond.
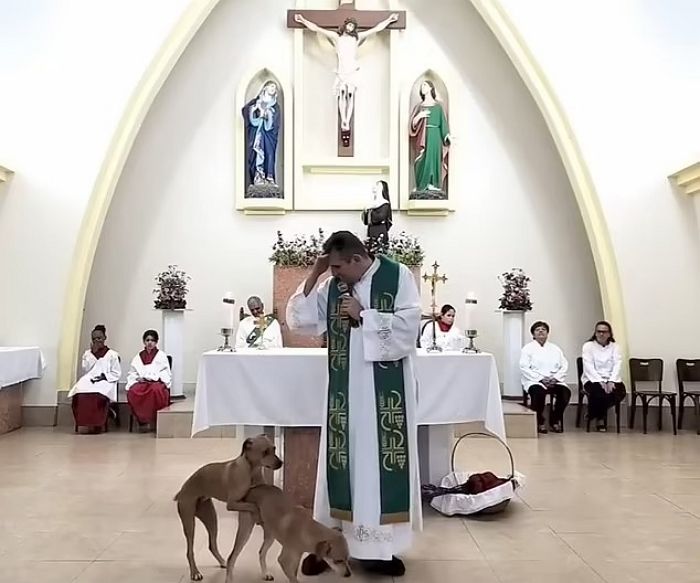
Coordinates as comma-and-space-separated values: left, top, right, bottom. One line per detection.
325, 256, 411, 525
414, 103, 449, 192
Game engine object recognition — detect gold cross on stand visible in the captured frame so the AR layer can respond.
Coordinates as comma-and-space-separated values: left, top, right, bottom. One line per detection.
422, 261, 448, 352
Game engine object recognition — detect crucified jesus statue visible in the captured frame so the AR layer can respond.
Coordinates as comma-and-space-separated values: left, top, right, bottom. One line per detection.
294, 11, 399, 146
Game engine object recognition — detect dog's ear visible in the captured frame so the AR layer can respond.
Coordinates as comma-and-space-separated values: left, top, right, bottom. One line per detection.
241, 438, 253, 454
314, 540, 331, 558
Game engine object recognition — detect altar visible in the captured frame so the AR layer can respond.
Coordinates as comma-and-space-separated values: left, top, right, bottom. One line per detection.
0, 347, 45, 434
192, 348, 504, 506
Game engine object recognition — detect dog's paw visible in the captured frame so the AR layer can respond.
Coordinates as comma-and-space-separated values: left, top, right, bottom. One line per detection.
191, 572, 204, 581
262, 575, 274, 581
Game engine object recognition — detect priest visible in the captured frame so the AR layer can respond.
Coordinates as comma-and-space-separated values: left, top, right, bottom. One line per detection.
286, 230, 421, 577
235, 296, 283, 349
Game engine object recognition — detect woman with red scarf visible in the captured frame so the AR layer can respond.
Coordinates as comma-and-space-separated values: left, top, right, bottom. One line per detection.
68, 324, 121, 433
125, 329, 171, 430
420, 304, 464, 351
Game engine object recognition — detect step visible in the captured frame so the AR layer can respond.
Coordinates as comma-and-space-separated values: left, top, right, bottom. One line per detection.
155, 399, 537, 439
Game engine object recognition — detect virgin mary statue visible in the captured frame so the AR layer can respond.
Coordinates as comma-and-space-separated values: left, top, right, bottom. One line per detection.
409, 79, 450, 198
243, 80, 281, 197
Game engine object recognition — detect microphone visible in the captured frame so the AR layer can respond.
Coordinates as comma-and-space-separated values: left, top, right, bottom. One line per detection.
337, 282, 359, 328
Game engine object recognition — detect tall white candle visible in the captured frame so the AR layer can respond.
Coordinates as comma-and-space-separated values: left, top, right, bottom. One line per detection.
464, 292, 477, 333
223, 292, 235, 330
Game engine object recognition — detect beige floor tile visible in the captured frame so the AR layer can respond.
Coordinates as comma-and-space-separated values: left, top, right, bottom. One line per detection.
559, 531, 700, 563
3, 561, 90, 583
74, 561, 187, 583
590, 561, 700, 583
490, 556, 605, 583
470, 528, 575, 561
401, 560, 498, 582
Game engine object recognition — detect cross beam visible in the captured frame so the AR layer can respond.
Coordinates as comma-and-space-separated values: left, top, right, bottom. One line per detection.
287, 2, 406, 157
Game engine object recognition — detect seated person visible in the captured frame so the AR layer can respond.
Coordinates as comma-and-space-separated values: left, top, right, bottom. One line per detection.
581, 320, 626, 432
125, 329, 171, 429
520, 320, 571, 434
67, 324, 121, 433
420, 304, 464, 351
235, 296, 283, 349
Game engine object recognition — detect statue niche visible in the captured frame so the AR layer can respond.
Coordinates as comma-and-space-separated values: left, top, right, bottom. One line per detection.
242, 72, 285, 199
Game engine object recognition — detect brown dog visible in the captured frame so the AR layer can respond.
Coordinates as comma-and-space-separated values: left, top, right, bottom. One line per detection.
174, 435, 283, 581
225, 484, 351, 583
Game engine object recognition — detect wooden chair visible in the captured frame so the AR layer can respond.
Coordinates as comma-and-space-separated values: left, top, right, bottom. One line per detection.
575, 356, 621, 433
629, 358, 676, 435
676, 359, 700, 434
521, 387, 556, 429
128, 355, 173, 433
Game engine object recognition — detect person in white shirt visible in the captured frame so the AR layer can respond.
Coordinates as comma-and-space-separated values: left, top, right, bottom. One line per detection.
68, 324, 121, 433
420, 304, 464, 351
520, 320, 571, 434
235, 296, 283, 349
581, 320, 626, 432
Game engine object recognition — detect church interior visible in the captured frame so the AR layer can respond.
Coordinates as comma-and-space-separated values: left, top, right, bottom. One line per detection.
1, 0, 700, 582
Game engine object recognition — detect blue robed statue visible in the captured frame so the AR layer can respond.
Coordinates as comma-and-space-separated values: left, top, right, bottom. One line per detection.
243, 80, 281, 194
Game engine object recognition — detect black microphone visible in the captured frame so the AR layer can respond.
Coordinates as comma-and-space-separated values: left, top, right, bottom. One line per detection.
337, 282, 359, 328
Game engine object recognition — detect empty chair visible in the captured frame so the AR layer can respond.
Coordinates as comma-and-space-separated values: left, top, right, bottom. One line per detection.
676, 359, 700, 434
629, 358, 676, 435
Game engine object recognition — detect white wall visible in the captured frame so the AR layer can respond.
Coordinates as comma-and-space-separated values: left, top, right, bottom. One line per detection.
83, 0, 601, 386
498, 0, 700, 363
0, 0, 190, 404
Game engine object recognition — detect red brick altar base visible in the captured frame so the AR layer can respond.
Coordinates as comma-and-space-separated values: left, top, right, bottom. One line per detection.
0, 384, 23, 435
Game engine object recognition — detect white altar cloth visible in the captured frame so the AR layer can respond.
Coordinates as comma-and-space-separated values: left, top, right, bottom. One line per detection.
0, 347, 45, 389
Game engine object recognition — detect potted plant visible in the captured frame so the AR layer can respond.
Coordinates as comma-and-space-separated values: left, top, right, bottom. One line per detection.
498, 268, 532, 312
153, 265, 190, 310
365, 231, 425, 287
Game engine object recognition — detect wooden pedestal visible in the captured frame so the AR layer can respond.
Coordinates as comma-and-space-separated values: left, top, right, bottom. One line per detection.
283, 426, 321, 509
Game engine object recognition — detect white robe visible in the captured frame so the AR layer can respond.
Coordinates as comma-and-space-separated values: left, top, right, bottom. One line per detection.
125, 350, 172, 391
581, 340, 622, 384
235, 316, 283, 349
420, 322, 465, 351
67, 349, 121, 402
286, 258, 422, 560
520, 340, 568, 389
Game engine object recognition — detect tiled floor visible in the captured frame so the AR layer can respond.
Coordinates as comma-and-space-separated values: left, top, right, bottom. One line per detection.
1, 428, 700, 583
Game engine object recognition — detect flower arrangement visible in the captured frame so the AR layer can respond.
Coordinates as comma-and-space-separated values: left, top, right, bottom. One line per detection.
153, 265, 190, 309
269, 229, 326, 267
498, 268, 533, 311
365, 232, 425, 266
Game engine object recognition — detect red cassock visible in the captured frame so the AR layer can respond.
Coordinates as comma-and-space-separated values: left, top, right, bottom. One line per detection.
127, 349, 170, 424
72, 345, 111, 429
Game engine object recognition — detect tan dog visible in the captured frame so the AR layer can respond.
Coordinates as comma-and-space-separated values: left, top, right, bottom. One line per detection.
225, 484, 351, 583
174, 435, 283, 581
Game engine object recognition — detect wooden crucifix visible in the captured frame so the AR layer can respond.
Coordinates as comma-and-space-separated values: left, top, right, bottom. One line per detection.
288, 1, 406, 157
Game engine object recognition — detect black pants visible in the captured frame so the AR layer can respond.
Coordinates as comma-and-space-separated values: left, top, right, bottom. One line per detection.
585, 381, 626, 421
528, 383, 571, 426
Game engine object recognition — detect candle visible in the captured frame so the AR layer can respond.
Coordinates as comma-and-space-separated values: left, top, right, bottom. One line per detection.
223, 292, 235, 330
464, 292, 477, 333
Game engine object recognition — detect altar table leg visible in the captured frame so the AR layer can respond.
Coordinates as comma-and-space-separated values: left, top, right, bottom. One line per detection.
418, 424, 452, 486
282, 426, 320, 509
0, 383, 23, 435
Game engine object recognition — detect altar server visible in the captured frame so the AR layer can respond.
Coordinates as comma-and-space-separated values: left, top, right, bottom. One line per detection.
287, 231, 421, 577
420, 304, 465, 351
235, 296, 283, 349
520, 320, 570, 434
68, 324, 121, 433
125, 329, 171, 428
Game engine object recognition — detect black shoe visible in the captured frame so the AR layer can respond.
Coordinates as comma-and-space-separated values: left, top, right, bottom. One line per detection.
301, 554, 329, 576
537, 424, 548, 434
359, 556, 406, 577
550, 422, 563, 433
